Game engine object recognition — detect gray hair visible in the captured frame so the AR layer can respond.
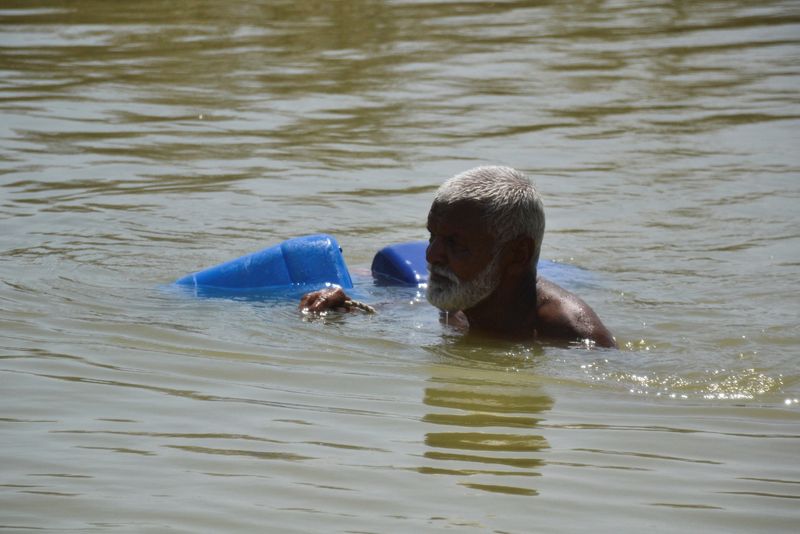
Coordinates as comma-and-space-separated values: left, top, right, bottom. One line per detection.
433, 166, 545, 268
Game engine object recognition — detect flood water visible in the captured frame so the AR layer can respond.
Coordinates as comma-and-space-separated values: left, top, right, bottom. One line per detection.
1, 1, 799, 532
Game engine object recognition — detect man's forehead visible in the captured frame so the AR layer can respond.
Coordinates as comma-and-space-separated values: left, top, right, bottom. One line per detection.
428, 200, 486, 221
427, 201, 492, 235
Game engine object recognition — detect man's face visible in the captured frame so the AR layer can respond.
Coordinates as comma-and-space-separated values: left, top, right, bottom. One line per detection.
425, 201, 502, 311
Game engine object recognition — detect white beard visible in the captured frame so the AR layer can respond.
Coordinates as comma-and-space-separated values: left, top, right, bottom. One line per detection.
426, 254, 502, 312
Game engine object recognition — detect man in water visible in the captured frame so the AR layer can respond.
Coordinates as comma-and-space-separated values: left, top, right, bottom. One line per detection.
300, 166, 616, 348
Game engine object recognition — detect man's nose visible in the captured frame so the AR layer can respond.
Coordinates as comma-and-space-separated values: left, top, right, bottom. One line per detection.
426, 237, 444, 265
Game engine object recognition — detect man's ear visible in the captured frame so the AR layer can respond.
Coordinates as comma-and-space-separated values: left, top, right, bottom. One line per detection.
504, 236, 535, 274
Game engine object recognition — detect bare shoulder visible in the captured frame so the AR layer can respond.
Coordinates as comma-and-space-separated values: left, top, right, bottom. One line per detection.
535, 277, 616, 348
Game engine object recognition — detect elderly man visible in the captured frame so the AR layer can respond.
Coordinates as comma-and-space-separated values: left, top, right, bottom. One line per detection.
300, 166, 616, 348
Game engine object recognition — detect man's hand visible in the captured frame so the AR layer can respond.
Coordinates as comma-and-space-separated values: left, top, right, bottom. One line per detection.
299, 287, 350, 313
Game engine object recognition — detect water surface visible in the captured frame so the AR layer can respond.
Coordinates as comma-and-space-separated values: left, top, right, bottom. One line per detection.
1, 1, 799, 532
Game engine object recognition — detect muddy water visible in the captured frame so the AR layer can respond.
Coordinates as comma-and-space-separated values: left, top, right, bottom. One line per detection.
1, 1, 799, 532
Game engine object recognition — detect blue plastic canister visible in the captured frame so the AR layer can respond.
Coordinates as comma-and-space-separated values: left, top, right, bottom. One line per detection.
371, 240, 429, 286
174, 234, 353, 291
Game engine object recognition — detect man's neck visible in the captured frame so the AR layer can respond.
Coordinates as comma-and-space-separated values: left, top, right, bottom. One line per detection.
462, 271, 538, 338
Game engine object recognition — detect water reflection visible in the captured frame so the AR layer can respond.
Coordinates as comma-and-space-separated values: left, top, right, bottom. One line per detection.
420, 342, 552, 496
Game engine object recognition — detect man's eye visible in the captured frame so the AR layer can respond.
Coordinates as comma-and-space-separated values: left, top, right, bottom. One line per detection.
447, 238, 466, 253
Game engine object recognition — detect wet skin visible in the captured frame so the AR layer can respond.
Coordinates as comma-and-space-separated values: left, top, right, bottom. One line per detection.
302, 200, 616, 348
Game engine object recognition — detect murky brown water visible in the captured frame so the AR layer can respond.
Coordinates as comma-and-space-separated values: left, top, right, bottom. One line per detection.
2, 1, 799, 532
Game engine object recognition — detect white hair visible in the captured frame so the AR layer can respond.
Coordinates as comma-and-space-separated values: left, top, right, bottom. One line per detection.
433, 166, 545, 269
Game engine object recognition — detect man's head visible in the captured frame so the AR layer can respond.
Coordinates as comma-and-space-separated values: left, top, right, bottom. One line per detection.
425, 166, 545, 311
